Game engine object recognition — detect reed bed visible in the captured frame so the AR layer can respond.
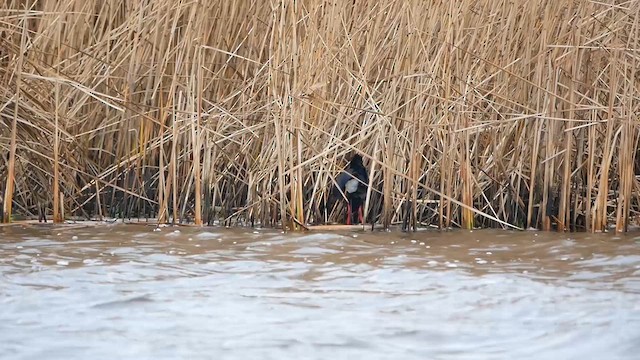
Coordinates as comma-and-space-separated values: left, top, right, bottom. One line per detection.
0, 0, 639, 232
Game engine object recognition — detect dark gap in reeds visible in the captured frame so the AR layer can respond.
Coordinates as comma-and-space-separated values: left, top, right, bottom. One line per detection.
1, 0, 639, 232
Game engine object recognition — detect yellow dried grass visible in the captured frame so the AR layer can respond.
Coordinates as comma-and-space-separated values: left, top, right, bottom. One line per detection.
0, 0, 638, 232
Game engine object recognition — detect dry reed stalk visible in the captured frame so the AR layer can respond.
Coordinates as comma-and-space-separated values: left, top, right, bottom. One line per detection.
193, 48, 203, 226
171, 92, 179, 224
157, 94, 167, 224
594, 51, 618, 232
2, 0, 28, 223
52, 21, 61, 223
0, 0, 638, 231
382, 120, 394, 229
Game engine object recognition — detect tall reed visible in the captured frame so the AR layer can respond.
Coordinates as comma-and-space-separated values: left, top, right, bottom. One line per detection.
0, 0, 638, 232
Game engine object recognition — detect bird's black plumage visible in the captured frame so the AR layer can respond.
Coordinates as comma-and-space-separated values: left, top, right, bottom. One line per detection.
334, 154, 368, 224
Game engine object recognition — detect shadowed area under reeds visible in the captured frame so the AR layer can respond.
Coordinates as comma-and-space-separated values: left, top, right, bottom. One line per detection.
0, 0, 638, 231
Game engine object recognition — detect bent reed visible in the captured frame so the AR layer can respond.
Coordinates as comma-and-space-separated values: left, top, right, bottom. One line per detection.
0, 0, 638, 232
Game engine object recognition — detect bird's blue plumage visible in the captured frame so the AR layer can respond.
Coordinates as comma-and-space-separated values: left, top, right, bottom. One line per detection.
332, 154, 368, 224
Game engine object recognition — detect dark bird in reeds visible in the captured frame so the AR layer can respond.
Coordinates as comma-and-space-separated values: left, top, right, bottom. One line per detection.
334, 154, 369, 225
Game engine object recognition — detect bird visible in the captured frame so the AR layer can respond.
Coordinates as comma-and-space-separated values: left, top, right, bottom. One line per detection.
333, 154, 369, 225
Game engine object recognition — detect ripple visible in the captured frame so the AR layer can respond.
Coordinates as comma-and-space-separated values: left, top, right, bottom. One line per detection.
0, 226, 638, 360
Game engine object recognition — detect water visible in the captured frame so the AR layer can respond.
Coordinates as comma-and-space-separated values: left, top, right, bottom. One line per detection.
1, 224, 639, 360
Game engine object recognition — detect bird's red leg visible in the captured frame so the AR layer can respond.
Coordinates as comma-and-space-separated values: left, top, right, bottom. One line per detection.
346, 203, 352, 225
358, 206, 364, 224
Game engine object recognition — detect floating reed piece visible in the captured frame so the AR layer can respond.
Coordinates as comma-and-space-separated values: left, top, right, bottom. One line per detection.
0, 0, 638, 232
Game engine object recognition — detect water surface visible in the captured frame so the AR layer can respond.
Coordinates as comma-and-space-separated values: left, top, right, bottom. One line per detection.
1, 224, 639, 360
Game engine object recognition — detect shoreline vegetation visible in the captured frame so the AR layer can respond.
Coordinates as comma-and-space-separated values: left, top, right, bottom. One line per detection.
0, 0, 638, 232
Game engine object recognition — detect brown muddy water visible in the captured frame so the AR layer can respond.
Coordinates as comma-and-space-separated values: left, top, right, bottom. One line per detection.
1, 224, 639, 360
